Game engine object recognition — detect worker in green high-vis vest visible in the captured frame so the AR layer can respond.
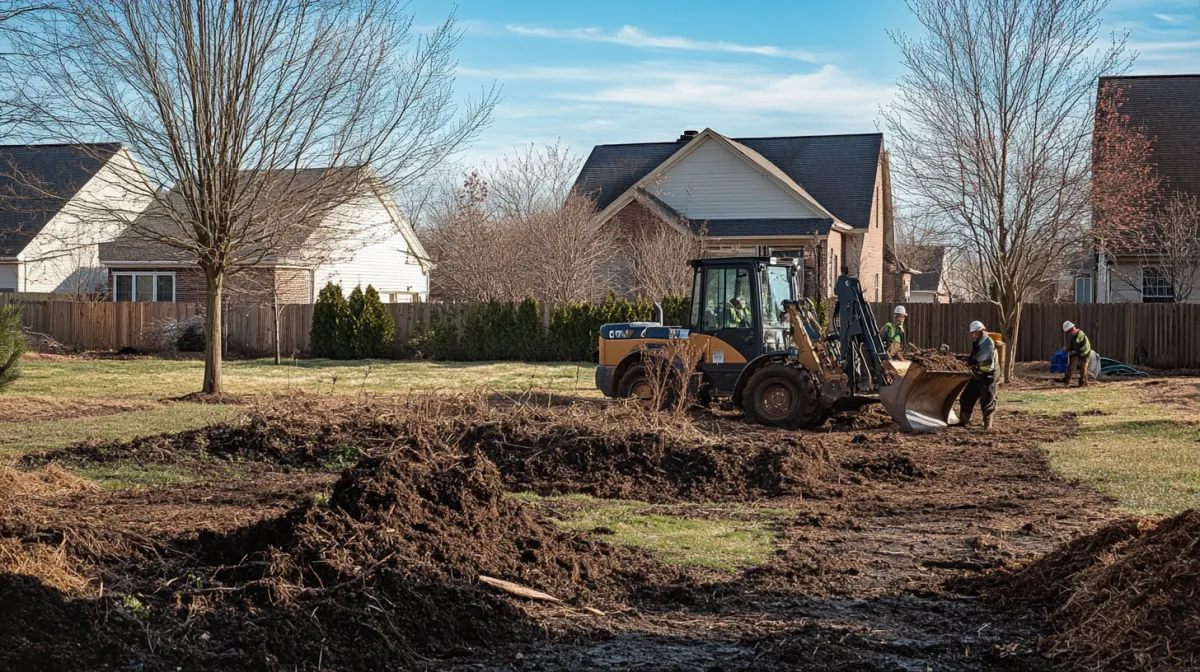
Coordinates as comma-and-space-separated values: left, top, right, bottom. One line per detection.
1062, 321, 1092, 388
881, 305, 906, 359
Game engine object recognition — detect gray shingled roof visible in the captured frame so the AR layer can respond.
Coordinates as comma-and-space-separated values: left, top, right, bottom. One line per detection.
101, 167, 368, 264
1099, 75, 1200, 198
574, 132, 883, 230
0, 143, 122, 257
901, 245, 946, 293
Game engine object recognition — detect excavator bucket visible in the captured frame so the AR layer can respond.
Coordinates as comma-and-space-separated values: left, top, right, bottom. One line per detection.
879, 362, 973, 432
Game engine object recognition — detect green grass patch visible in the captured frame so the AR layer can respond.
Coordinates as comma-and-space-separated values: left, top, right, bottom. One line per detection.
0, 403, 243, 459
515, 494, 783, 571
12, 358, 598, 400
77, 463, 203, 489
1004, 385, 1200, 515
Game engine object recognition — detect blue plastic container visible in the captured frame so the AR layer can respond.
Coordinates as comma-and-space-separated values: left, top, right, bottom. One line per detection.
1050, 349, 1068, 374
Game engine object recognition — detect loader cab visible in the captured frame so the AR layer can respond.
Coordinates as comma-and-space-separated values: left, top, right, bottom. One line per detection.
689, 257, 799, 392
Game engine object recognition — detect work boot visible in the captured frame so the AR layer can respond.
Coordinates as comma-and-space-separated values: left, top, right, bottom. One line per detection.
982, 415, 993, 431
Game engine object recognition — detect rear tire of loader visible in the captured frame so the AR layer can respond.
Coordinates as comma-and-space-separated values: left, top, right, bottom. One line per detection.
742, 363, 823, 429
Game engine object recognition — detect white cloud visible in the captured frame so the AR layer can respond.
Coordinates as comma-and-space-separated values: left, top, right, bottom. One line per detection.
561, 64, 892, 127
1153, 12, 1191, 24
505, 24, 819, 62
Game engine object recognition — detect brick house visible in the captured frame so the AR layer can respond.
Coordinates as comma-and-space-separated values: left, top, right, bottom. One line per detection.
1087, 74, 1200, 303
0, 143, 151, 294
99, 168, 431, 306
573, 128, 898, 301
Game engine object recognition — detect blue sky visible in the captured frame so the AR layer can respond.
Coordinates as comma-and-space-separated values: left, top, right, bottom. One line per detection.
406, 0, 1200, 168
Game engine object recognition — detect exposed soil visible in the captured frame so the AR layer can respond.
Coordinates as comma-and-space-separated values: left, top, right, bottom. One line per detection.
986, 512, 1200, 671
0, 395, 155, 423
0, 397, 1120, 671
903, 345, 972, 373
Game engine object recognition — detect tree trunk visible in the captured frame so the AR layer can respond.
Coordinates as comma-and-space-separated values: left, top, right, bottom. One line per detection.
274, 295, 282, 365
997, 295, 1021, 384
203, 269, 224, 394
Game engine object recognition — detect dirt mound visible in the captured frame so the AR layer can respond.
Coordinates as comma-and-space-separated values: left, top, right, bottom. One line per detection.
0, 465, 96, 499
842, 452, 926, 481
997, 512, 1200, 670
461, 406, 836, 502
902, 345, 971, 372
829, 404, 897, 430
175, 442, 662, 668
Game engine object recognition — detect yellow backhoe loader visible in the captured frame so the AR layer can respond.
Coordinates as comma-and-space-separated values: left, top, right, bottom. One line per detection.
594, 257, 971, 431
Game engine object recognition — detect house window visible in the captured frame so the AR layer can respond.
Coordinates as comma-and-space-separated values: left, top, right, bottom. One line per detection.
1074, 276, 1092, 304
1142, 268, 1174, 303
113, 272, 175, 302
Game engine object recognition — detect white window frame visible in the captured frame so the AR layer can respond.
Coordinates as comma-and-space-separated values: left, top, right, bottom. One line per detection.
1074, 275, 1092, 304
1141, 267, 1175, 303
113, 272, 176, 303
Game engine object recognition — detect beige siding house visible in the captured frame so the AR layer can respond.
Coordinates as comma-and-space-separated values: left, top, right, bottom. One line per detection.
99, 169, 431, 305
0, 144, 151, 294
574, 128, 896, 301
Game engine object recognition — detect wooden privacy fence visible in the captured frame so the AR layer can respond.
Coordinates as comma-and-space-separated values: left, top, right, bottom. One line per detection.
19, 301, 199, 351
12, 298, 1200, 369
869, 302, 1200, 369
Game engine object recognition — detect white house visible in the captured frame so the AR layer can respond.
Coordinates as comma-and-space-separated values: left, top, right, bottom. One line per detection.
0, 143, 151, 294
99, 168, 431, 305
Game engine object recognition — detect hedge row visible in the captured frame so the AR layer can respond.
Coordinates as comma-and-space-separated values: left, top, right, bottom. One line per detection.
403, 293, 690, 362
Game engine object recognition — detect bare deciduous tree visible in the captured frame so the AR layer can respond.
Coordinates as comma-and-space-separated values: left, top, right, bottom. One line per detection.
629, 222, 706, 299
1148, 193, 1200, 303
522, 191, 612, 303
3, 0, 496, 393
883, 0, 1130, 380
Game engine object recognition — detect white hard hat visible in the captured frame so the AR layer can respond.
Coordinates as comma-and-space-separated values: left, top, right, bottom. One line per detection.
894, 305, 907, 316
1063, 321, 1074, 332
969, 320, 985, 333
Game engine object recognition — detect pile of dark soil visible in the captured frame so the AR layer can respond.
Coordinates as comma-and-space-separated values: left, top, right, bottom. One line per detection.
4, 437, 668, 670
842, 452, 926, 482
903, 345, 971, 373
461, 406, 836, 502
994, 512, 1200, 671
19, 401, 414, 470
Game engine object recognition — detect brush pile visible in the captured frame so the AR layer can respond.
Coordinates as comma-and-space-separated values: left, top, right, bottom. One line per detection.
997, 511, 1200, 671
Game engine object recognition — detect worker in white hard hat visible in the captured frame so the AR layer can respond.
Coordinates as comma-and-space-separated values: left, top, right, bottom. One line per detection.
958, 320, 997, 431
1062, 321, 1092, 388
881, 305, 907, 358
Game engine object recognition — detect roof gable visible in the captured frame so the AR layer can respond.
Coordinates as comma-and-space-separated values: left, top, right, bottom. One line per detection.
646, 132, 829, 221
0, 143, 122, 257
575, 132, 883, 229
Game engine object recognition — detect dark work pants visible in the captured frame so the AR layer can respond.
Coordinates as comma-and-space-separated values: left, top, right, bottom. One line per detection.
1065, 353, 1089, 387
959, 372, 997, 424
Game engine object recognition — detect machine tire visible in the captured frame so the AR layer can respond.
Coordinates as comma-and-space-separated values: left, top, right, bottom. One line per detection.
742, 362, 823, 429
616, 363, 678, 409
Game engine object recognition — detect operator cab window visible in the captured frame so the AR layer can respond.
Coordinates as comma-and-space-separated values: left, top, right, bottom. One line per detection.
760, 266, 793, 327
702, 267, 752, 332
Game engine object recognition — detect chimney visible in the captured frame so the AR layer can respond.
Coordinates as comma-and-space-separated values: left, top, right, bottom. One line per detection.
677, 130, 699, 142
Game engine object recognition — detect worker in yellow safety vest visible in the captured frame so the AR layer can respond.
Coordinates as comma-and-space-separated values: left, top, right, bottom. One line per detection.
1062, 321, 1092, 388
958, 320, 997, 431
881, 305, 906, 358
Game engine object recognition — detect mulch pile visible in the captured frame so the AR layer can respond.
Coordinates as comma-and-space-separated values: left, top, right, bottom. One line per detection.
26, 398, 841, 502
994, 511, 1200, 671
902, 345, 972, 373
1, 427, 672, 671
464, 406, 837, 502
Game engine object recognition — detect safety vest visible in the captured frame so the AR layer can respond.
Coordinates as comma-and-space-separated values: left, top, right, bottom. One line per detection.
972, 335, 995, 374
882, 321, 904, 344
1070, 330, 1092, 357
728, 304, 749, 327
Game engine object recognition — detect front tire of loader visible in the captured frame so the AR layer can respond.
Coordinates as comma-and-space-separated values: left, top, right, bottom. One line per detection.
742, 363, 823, 429
616, 363, 678, 409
